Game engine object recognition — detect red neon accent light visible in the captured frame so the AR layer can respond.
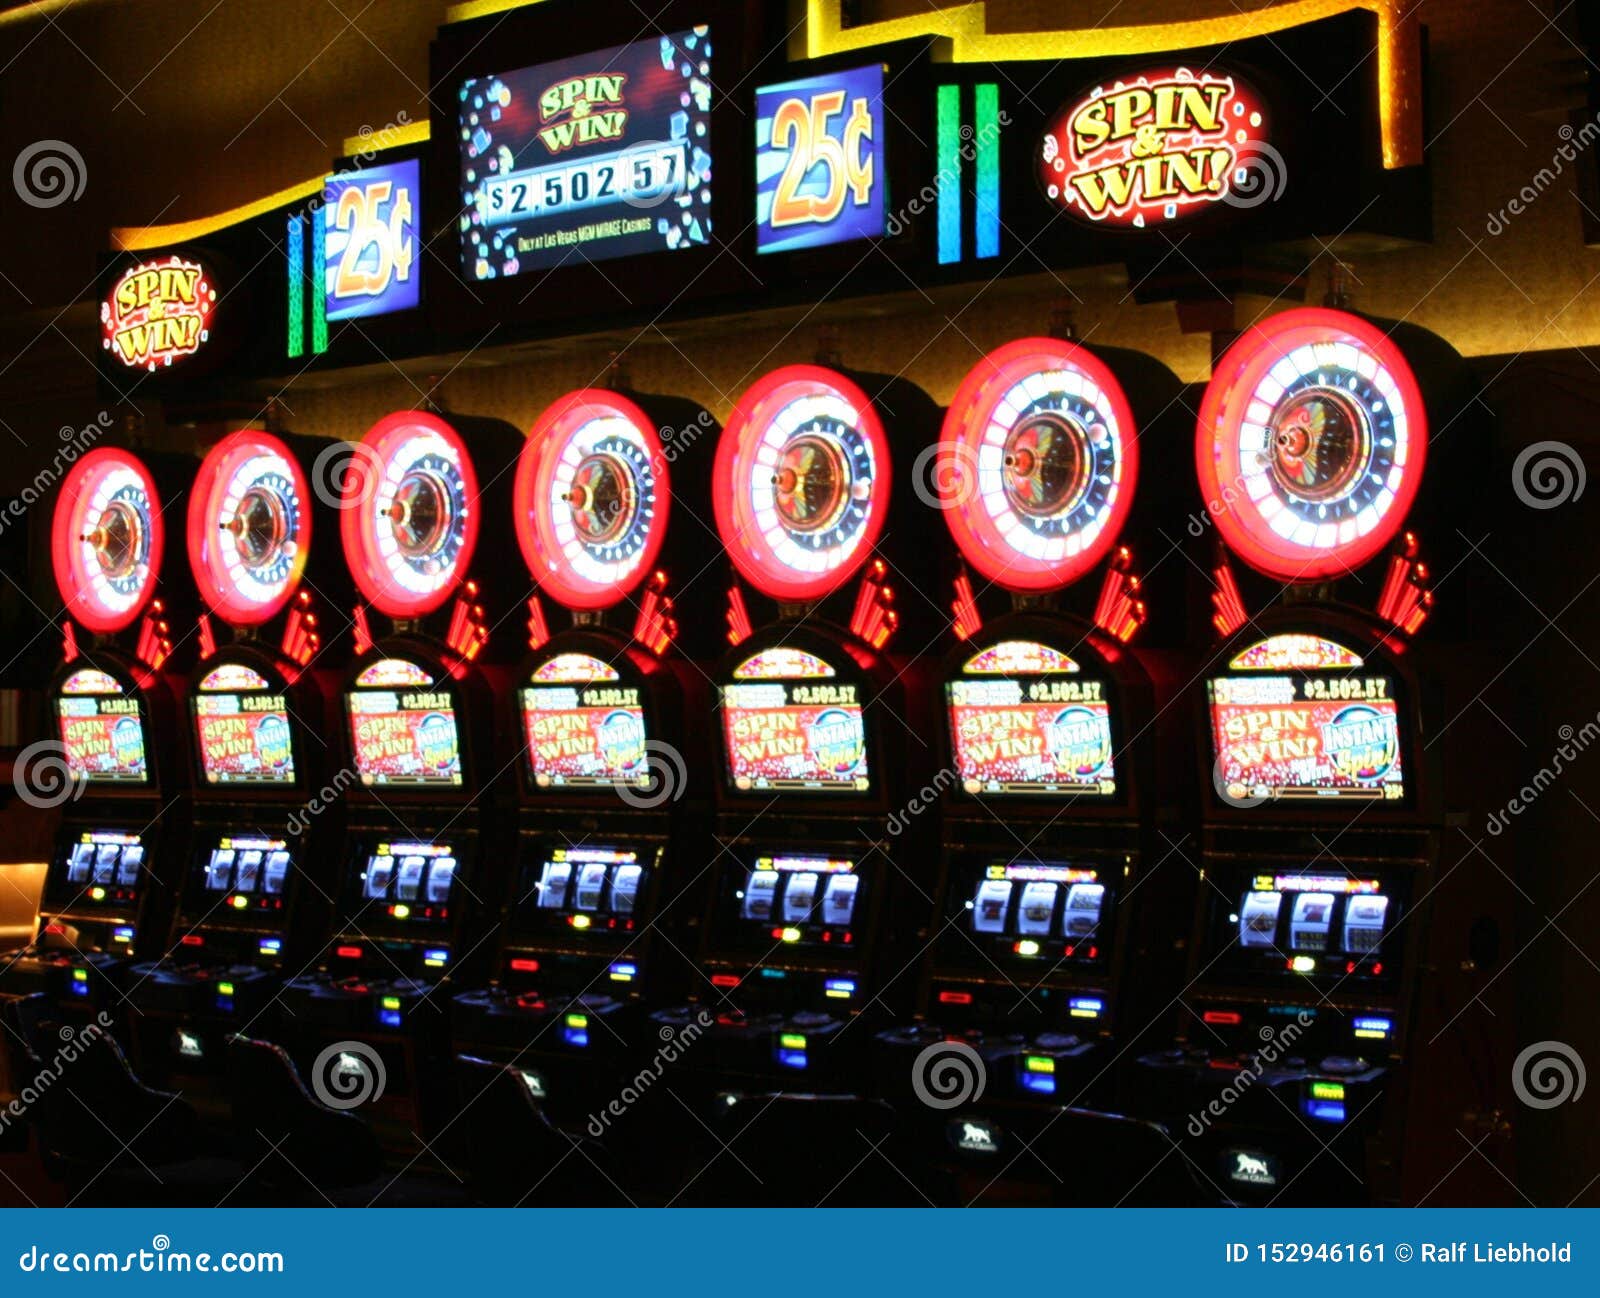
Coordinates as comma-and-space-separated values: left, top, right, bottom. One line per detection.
940, 338, 1139, 593
135, 603, 170, 670
632, 570, 675, 656
444, 592, 488, 660
280, 591, 317, 667
188, 430, 311, 625
726, 584, 753, 646
197, 613, 217, 661
514, 389, 671, 611
1202, 1010, 1242, 1025
1196, 308, 1427, 581
351, 604, 373, 655
179, 934, 205, 947
714, 365, 891, 603
51, 447, 165, 634
1092, 546, 1145, 643
938, 990, 974, 1005
710, 973, 741, 988
526, 594, 550, 652
1376, 531, 1431, 633
61, 620, 79, 664
1211, 558, 1249, 636
340, 412, 481, 619
336, 945, 363, 960
848, 558, 896, 649
951, 571, 982, 642
509, 957, 541, 973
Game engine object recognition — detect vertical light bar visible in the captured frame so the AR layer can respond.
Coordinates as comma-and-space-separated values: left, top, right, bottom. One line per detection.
310, 208, 329, 355
936, 83, 962, 266
285, 214, 305, 359
974, 83, 1000, 260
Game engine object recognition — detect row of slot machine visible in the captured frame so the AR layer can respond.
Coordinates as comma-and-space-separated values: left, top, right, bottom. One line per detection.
1, 305, 1511, 1205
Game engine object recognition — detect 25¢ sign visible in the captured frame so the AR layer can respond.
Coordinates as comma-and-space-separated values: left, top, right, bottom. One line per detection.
323, 158, 420, 321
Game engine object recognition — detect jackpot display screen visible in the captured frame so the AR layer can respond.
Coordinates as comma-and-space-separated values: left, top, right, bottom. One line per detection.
459, 28, 713, 279
194, 667, 296, 785
1220, 871, 1400, 981
526, 845, 652, 932
55, 669, 149, 785
521, 654, 649, 790
720, 648, 869, 793
1208, 667, 1404, 802
956, 860, 1110, 966
730, 854, 861, 948
46, 830, 147, 917
356, 841, 459, 928
947, 641, 1116, 797
347, 674, 463, 787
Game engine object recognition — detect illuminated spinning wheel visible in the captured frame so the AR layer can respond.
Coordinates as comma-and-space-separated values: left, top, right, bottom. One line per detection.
940, 338, 1138, 592
188, 430, 309, 624
1197, 308, 1426, 581
51, 447, 165, 634
341, 412, 481, 619
514, 390, 669, 610
714, 365, 889, 603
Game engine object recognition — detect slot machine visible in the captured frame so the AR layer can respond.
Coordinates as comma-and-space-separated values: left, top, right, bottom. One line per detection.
650, 362, 940, 1095
274, 408, 520, 1144
453, 385, 718, 1116
122, 429, 354, 1092
1, 447, 193, 1018
1136, 306, 1512, 1205
870, 336, 1191, 1120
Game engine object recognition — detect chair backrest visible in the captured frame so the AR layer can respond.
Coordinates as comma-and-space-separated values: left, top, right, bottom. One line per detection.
1029, 1107, 1214, 1207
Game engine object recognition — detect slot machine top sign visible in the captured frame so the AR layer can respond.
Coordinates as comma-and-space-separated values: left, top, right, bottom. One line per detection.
714, 365, 890, 604
51, 447, 165, 634
1039, 68, 1270, 229
188, 430, 310, 625
940, 338, 1139, 592
514, 389, 670, 610
1197, 308, 1426, 581
100, 255, 217, 371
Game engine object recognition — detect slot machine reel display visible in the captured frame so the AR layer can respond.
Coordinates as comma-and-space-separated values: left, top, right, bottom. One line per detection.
649, 362, 941, 1097
1139, 307, 1511, 1206
453, 386, 719, 1114
871, 336, 1190, 1117
2, 447, 195, 1018
122, 430, 355, 1091
274, 409, 522, 1145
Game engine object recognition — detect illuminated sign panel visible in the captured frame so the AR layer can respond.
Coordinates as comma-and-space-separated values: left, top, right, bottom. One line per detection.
1039, 69, 1270, 228
100, 255, 216, 370
460, 28, 712, 278
323, 158, 420, 321
755, 64, 884, 254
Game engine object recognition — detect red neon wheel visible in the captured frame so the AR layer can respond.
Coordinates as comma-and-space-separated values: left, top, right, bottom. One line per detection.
51, 447, 164, 634
188, 430, 310, 625
1197, 308, 1427, 581
340, 412, 481, 619
713, 365, 890, 603
940, 338, 1139, 592
514, 390, 670, 611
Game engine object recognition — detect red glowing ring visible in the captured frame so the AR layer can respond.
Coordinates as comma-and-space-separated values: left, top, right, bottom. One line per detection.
50, 447, 165, 634
340, 411, 481, 619
1197, 308, 1427, 581
514, 390, 670, 611
187, 430, 310, 625
940, 338, 1139, 593
713, 365, 890, 603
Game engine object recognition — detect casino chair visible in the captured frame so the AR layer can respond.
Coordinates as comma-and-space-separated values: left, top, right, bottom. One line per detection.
225, 1035, 474, 1206
1, 993, 255, 1204
453, 1055, 630, 1206
675, 1092, 956, 1207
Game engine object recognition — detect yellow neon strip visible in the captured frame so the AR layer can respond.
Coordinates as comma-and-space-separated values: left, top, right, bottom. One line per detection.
804, 0, 1420, 170
340, 118, 432, 158
111, 173, 326, 252
445, 0, 546, 22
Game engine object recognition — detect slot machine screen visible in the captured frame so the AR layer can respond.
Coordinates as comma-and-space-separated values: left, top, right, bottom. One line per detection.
521, 844, 656, 934
722, 854, 862, 949
193, 663, 296, 785
521, 654, 649, 790
946, 641, 1116, 797
1215, 870, 1402, 984
1207, 635, 1404, 803
45, 829, 148, 914
719, 648, 869, 793
346, 659, 463, 787
196, 835, 291, 917
459, 28, 713, 279
353, 841, 460, 930
952, 860, 1111, 967
55, 668, 149, 785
